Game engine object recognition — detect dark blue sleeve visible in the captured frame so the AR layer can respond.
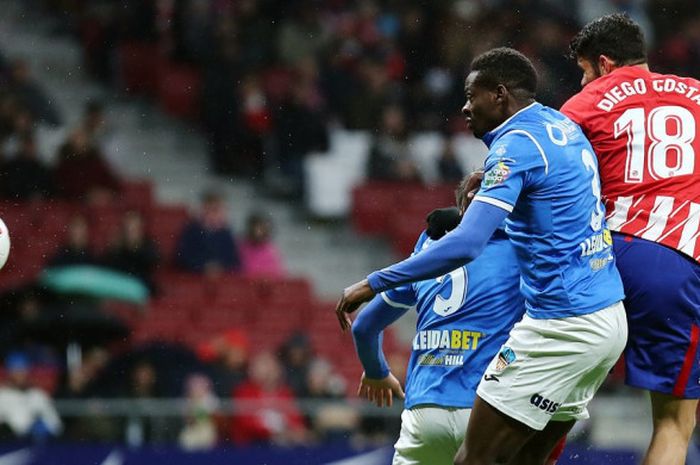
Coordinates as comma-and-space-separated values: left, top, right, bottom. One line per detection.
218, 228, 241, 271
230, 237, 242, 271
367, 201, 509, 293
351, 295, 410, 379
176, 223, 205, 272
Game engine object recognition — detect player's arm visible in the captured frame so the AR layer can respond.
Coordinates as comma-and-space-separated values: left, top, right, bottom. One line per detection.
365, 201, 507, 293
352, 295, 410, 379
351, 295, 409, 407
335, 201, 507, 327
335, 133, 541, 318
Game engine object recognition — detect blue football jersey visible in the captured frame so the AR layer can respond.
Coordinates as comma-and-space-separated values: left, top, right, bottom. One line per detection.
382, 230, 524, 409
474, 102, 625, 319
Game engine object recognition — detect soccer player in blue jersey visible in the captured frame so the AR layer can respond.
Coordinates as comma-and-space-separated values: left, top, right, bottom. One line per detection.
336, 48, 628, 465
351, 199, 526, 464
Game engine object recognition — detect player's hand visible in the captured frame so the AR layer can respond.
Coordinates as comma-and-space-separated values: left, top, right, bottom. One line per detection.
357, 372, 405, 408
335, 279, 375, 332
460, 170, 484, 213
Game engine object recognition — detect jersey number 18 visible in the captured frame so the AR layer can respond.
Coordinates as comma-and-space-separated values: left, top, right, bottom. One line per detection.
614, 105, 696, 183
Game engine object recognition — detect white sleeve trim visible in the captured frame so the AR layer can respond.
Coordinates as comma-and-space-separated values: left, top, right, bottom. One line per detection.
380, 292, 413, 309
504, 129, 549, 175
473, 195, 514, 213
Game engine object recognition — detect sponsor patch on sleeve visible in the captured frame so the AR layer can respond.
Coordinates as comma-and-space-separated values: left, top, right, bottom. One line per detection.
483, 160, 511, 189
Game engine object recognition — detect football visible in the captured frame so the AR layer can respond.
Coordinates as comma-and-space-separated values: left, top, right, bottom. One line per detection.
0, 218, 10, 270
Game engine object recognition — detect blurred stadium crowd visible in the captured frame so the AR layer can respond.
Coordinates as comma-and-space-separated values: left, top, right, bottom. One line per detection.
0, 0, 698, 452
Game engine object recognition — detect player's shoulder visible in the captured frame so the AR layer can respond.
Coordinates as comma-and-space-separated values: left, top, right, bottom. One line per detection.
412, 231, 432, 255
651, 69, 700, 86
561, 68, 641, 118
561, 83, 599, 119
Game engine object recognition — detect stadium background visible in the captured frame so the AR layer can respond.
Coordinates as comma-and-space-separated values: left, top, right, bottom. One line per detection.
0, 0, 697, 463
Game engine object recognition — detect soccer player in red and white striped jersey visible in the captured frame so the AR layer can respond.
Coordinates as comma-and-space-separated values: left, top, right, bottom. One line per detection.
561, 14, 700, 465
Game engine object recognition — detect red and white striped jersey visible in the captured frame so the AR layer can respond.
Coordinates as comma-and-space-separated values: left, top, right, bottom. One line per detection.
561, 66, 700, 262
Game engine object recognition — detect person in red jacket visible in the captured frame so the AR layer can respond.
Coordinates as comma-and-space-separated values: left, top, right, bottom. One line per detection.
229, 351, 307, 445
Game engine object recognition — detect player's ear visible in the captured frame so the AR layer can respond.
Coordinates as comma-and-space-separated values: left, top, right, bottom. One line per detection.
598, 55, 616, 76
494, 84, 508, 104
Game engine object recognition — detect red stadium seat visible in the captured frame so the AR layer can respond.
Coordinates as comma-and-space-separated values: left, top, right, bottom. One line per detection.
155, 271, 206, 302
147, 206, 190, 264
387, 211, 425, 256
157, 63, 202, 120
352, 182, 456, 237
251, 277, 313, 304
121, 180, 154, 209
117, 41, 162, 95
204, 275, 258, 305
149, 298, 194, 321
132, 317, 189, 344
351, 182, 405, 235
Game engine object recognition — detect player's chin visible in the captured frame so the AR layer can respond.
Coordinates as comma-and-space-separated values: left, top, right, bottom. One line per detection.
466, 120, 484, 138
470, 127, 485, 139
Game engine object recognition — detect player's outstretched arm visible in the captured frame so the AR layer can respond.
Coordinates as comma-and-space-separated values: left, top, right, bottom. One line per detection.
336, 279, 376, 331
367, 200, 508, 292
335, 201, 506, 321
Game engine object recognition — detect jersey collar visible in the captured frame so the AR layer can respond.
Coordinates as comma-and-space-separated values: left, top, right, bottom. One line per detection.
483, 102, 540, 148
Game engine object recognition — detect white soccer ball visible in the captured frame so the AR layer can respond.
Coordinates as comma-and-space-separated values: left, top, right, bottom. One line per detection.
0, 218, 10, 270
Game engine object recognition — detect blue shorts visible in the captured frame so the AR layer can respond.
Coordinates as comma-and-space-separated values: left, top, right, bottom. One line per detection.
613, 232, 700, 398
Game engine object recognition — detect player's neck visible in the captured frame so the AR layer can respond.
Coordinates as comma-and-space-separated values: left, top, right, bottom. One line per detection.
507, 98, 535, 118
608, 62, 649, 75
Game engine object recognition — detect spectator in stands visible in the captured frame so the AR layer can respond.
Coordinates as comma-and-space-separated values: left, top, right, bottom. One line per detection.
200, 38, 243, 175
102, 211, 159, 292
53, 129, 121, 204
230, 351, 307, 445
437, 138, 464, 183
0, 352, 62, 441
178, 373, 219, 451
0, 97, 21, 142
56, 347, 117, 442
277, 7, 326, 66
272, 77, 329, 199
81, 100, 108, 147
240, 212, 285, 277
346, 58, 401, 130
7, 59, 61, 126
278, 332, 313, 397
367, 106, 422, 183
176, 190, 241, 275
199, 329, 250, 397
0, 107, 33, 156
1, 132, 53, 200
56, 347, 109, 399
49, 215, 97, 267
120, 360, 164, 447
304, 358, 358, 442
238, 74, 270, 178
305, 358, 346, 400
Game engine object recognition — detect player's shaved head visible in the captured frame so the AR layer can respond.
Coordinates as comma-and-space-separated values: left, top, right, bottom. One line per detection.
469, 47, 537, 100
570, 13, 647, 66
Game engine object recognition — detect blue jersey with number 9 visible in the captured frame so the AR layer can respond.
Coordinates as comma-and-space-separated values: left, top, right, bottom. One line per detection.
474, 102, 625, 319
381, 230, 524, 409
